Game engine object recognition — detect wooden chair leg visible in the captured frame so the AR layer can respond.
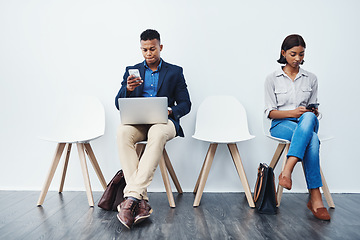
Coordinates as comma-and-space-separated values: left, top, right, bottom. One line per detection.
276, 143, 289, 207
163, 149, 183, 194
269, 143, 286, 169
274, 143, 335, 209
300, 159, 335, 209
159, 153, 175, 208
59, 143, 72, 193
320, 167, 335, 208
193, 146, 211, 194
84, 143, 107, 190
193, 143, 218, 207
77, 143, 94, 207
136, 143, 179, 206
37, 143, 66, 206
227, 143, 255, 208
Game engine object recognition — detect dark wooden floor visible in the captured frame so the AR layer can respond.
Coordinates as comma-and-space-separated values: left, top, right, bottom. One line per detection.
0, 191, 359, 240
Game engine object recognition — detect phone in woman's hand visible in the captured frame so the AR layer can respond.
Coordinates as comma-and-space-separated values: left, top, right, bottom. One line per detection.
306, 103, 319, 110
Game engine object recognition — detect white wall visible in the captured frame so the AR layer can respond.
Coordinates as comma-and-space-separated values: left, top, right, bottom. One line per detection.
1, 0, 359, 193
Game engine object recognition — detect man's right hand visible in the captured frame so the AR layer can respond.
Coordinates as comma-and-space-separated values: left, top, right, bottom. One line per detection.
127, 75, 143, 92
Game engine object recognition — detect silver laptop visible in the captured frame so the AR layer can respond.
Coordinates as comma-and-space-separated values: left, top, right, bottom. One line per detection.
118, 97, 168, 124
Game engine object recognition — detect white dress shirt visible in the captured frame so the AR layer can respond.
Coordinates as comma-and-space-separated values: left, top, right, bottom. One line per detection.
264, 67, 319, 118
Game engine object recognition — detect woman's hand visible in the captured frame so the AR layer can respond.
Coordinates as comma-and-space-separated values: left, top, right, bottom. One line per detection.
269, 107, 317, 119
291, 106, 309, 118
310, 108, 319, 117
127, 75, 143, 92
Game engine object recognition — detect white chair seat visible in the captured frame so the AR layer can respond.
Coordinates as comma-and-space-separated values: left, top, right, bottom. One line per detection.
193, 134, 255, 144
266, 135, 290, 143
266, 134, 334, 144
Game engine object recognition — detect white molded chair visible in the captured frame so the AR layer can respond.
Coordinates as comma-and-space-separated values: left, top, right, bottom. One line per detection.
37, 96, 107, 207
192, 95, 255, 208
263, 115, 335, 208
135, 140, 183, 208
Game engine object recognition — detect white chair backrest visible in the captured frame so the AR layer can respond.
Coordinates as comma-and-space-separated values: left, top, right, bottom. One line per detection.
40, 95, 105, 143
193, 95, 255, 143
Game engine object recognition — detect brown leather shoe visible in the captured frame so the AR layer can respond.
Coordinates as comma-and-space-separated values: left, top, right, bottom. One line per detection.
307, 200, 331, 221
279, 172, 292, 190
117, 198, 138, 229
134, 200, 153, 225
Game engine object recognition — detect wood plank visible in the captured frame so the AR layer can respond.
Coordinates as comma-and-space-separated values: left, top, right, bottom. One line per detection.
61, 193, 123, 239
0, 191, 359, 240
24, 192, 103, 240
0, 191, 34, 213
0, 191, 79, 239
0, 191, 45, 229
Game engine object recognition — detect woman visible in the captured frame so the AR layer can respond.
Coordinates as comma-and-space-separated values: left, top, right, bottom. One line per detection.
264, 34, 330, 220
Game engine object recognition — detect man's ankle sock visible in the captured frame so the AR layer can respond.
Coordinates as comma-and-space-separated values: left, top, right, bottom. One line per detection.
127, 196, 140, 202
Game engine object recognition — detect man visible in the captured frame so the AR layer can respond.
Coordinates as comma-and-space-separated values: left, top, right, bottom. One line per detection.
115, 29, 191, 229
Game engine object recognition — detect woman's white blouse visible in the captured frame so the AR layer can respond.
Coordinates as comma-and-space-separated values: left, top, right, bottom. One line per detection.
264, 67, 318, 118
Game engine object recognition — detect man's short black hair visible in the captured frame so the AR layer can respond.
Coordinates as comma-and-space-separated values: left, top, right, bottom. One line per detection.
140, 29, 161, 43
277, 34, 306, 64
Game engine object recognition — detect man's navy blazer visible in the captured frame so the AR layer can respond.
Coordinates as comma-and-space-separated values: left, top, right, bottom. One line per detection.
115, 60, 191, 137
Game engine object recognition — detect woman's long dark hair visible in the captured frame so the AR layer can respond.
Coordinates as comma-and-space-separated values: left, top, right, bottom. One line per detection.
277, 34, 306, 64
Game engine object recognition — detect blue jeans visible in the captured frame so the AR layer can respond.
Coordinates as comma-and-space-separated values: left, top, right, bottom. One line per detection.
270, 112, 322, 189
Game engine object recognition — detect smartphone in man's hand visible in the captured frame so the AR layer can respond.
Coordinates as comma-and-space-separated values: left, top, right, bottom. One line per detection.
128, 69, 141, 81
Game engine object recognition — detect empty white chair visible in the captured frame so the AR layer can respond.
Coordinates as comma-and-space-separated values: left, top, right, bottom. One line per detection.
263, 115, 335, 208
192, 95, 255, 207
37, 95, 107, 207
